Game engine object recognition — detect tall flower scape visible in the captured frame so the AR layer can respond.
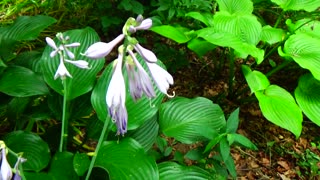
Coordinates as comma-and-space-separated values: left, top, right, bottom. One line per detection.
46, 15, 173, 135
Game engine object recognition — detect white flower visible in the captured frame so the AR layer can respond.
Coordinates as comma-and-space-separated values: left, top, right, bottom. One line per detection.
106, 53, 128, 135
127, 50, 156, 101
135, 18, 152, 31
45, 37, 80, 59
12, 157, 26, 180
64, 60, 90, 69
1, 148, 12, 180
134, 43, 157, 63
83, 34, 125, 59
146, 62, 174, 96
54, 57, 72, 80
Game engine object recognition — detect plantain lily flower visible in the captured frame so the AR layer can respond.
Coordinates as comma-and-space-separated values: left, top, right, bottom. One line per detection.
106, 52, 127, 135
12, 157, 26, 180
82, 34, 125, 59
135, 18, 152, 31
1, 148, 12, 180
45, 37, 80, 59
64, 59, 90, 69
146, 62, 174, 96
134, 43, 157, 63
127, 50, 156, 101
54, 56, 72, 80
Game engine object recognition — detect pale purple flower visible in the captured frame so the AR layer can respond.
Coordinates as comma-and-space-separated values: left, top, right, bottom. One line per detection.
135, 18, 152, 31
134, 43, 157, 63
12, 157, 26, 180
1, 148, 12, 180
146, 62, 174, 97
127, 50, 156, 101
82, 34, 125, 59
106, 53, 127, 135
45, 37, 80, 59
54, 56, 72, 80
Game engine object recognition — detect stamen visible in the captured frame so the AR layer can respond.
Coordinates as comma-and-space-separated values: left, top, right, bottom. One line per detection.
167, 91, 175, 98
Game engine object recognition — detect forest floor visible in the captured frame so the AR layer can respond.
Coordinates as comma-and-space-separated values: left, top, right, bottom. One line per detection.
169, 49, 320, 179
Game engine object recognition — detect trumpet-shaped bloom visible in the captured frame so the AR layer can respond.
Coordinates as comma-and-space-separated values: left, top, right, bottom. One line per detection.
54, 57, 72, 80
45, 37, 80, 59
127, 50, 156, 101
146, 62, 174, 96
135, 18, 152, 31
134, 43, 157, 63
65, 60, 90, 69
83, 34, 125, 59
12, 157, 26, 180
106, 53, 127, 135
1, 148, 12, 180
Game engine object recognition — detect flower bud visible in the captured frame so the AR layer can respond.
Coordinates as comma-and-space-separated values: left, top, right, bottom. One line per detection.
65, 60, 90, 69
135, 18, 152, 30
134, 43, 157, 63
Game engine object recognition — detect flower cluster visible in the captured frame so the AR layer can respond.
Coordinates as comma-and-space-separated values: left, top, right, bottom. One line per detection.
46, 33, 90, 80
0, 141, 26, 180
83, 15, 174, 135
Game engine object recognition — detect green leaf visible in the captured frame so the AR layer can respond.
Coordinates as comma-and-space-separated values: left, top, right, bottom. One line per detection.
158, 162, 215, 179
49, 152, 79, 180
187, 38, 216, 57
151, 25, 192, 43
0, 15, 56, 41
271, 0, 320, 12
261, 25, 286, 44
185, 149, 203, 161
279, 33, 320, 80
24, 172, 54, 180
204, 133, 223, 153
95, 138, 158, 180
242, 65, 270, 93
226, 108, 240, 133
224, 155, 237, 178
197, 28, 264, 64
286, 19, 320, 38
4, 131, 50, 172
159, 97, 226, 144
219, 137, 230, 162
228, 133, 258, 150
216, 0, 253, 15
41, 27, 104, 100
129, 114, 159, 151
295, 73, 320, 126
255, 85, 303, 137
0, 66, 49, 97
73, 152, 90, 176
91, 57, 165, 132
185, 12, 214, 27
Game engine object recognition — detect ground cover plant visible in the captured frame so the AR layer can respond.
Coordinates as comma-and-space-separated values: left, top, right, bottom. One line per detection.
0, 0, 320, 179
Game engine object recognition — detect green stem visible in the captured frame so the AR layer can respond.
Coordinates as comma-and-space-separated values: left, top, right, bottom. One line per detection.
59, 79, 68, 152
85, 118, 110, 180
265, 60, 292, 77
274, 11, 285, 28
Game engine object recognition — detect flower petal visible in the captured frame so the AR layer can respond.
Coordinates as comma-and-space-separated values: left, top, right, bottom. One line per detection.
1, 149, 13, 180
83, 34, 125, 59
65, 60, 90, 69
135, 18, 152, 30
65, 42, 80, 48
54, 57, 72, 80
64, 48, 75, 59
134, 44, 157, 63
45, 37, 58, 50
146, 62, 173, 95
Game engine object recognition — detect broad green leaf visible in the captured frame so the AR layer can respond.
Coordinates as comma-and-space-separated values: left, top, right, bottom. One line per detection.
95, 138, 158, 180
219, 137, 230, 162
226, 108, 240, 133
216, 0, 253, 15
24, 172, 54, 180
91, 57, 165, 131
295, 73, 320, 126
213, 12, 262, 45
49, 152, 79, 180
242, 65, 270, 93
0, 15, 56, 41
151, 25, 192, 43
227, 133, 258, 150
185, 12, 214, 27
255, 85, 303, 137
13, 51, 43, 73
4, 131, 50, 172
158, 162, 215, 179
279, 33, 320, 80
261, 25, 285, 44
129, 114, 159, 151
0, 66, 49, 97
187, 38, 216, 57
159, 97, 226, 144
271, 0, 320, 12
286, 19, 320, 39
185, 149, 203, 161
41, 27, 104, 100
73, 152, 90, 176
197, 28, 264, 64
